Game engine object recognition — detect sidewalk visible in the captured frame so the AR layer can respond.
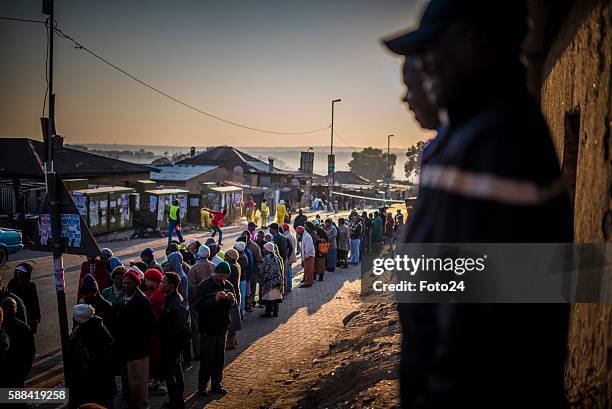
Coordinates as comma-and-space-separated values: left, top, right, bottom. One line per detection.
121, 262, 362, 409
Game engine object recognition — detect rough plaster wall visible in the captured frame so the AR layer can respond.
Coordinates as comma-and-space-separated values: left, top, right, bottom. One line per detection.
539, 1, 611, 407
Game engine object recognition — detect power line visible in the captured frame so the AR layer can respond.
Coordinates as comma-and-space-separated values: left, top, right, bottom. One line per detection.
0, 16, 46, 24
334, 129, 389, 158
52, 25, 331, 136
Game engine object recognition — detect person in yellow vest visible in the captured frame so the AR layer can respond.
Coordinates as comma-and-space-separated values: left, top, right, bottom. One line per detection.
244, 196, 256, 223
275, 200, 288, 225
200, 208, 212, 230
168, 199, 184, 244
260, 199, 270, 228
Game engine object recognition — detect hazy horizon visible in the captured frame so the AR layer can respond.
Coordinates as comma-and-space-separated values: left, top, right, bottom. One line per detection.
0, 0, 431, 151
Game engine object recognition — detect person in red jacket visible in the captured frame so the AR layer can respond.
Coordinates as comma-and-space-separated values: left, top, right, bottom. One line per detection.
144, 269, 166, 319
78, 254, 112, 301
204, 208, 227, 245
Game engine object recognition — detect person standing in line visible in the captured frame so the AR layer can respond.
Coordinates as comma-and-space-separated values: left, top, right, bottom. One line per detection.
349, 216, 362, 265
168, 198, 184, 245
66, 304, 115, 409
102, 266, 126, 306
323, 219, 337, 273
233, 240, 250, 315
116, 270, 157, 409
194, 262, 236, 396
7, 263, 40, 334
205, 207, 227, 245
0, 297, 35, 388
159, 272, 190, 409
337, 218, 350, 269
370, 211, 384, 254
241, 231, 261, 311
188, 245, 215, 359
282, 224, 297, 293
299, 222, 316, 288
141, 248, 163, 272
268, 223, 288, 291
0, 275, 27, 324
223, 249, 242, 350
143, 268, 166, 396
313, 221, 328, 281
78, 253, 112, 300
78, 275, 114, 331
258, 242, 284, 318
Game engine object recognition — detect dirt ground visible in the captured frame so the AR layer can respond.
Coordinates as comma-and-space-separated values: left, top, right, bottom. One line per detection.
249, 294, 401, 409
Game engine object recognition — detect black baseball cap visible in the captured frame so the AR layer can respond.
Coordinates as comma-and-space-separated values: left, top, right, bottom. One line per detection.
383, 0, 528, 56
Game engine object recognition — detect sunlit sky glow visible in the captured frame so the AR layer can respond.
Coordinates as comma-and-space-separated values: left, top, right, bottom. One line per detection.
0, 0, 430, 149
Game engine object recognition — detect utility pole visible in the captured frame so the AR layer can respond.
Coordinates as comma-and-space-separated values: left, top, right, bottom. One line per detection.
328, 99, 341, 211
43, 0, 70, 383
387, 134, 394, 199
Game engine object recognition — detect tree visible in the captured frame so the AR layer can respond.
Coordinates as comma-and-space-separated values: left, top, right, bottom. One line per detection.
405, 140, 427, 179
348, 147, 396, 182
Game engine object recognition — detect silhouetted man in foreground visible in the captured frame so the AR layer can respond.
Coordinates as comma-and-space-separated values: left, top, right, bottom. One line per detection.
384, 0, 572, 408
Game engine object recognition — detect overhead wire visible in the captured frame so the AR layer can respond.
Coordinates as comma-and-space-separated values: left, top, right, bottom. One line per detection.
51, 25, 331, 135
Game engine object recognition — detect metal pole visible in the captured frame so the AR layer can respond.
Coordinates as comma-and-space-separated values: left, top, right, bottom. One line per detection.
329, 99, 341, 210
387, 134, 393, 198
44, 0, 71, 384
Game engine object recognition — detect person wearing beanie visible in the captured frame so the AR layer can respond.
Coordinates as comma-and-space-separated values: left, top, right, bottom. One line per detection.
144, 269, 166, 319
7, 262, 41, 334
193, 261, 236, 396
141, 248, 162, 273
101, 266, 126, 306
78, 274, 113, 329
67, 304, 115, 409
223, 248, 242, 350
116, 269, 156, 409
78, 253, 112, 301
258, 241, 283, 318
187, 244, 215, 359
108, 257, 124, 272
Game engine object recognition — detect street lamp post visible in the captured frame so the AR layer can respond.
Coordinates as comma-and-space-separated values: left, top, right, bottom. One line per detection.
387, 134, 394, 199
329, 99, 341, 211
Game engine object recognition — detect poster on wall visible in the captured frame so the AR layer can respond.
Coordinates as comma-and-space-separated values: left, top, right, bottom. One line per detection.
179, 194, 187, 218
158, 196, 166, 222
38, 213, 82, 247
89, 199, 99, 227
72, 192, 87, 217
149, 195, 157, 213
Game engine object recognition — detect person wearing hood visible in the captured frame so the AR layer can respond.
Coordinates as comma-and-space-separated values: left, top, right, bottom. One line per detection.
78, 274, 114, 331
188, 244, 215, 359
223, 249, 242, 350
7, 263, 40, 334
258, 242, 283, 318
247, 222, 258, 242
259, 199, 270, 228
66, 304, 115, 409
275, 200, 288, 225
108, 256, 124, 272
116, 270, 157, 409
141, 248, 162, 273
167, 252, 189, 302
0, 275, 27, 324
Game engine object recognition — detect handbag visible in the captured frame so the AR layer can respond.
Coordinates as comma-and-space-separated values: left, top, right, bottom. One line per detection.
318, 240, 330, 255
262, 287, 283, 301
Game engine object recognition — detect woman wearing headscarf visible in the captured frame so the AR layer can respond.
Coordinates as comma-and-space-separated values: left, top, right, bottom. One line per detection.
167, 252, 189, 301
275, 200, 288, 225
233, 240, 250, 316
258, 242, 283, 318
223, 249, 242, 349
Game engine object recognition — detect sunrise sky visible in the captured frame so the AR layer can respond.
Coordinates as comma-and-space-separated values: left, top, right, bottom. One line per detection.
0, 0, 429, 149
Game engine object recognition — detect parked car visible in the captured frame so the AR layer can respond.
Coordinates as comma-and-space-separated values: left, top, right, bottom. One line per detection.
0, 228, 23, 267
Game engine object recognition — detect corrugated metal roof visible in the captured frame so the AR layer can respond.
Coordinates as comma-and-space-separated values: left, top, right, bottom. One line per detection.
144, 188, 190, 195
149, 165, 218, 182
208, 186, 243, 193
72, 186, 135, 194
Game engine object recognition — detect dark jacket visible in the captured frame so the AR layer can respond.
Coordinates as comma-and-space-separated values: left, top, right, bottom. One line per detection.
399, 77, 572, 408
67, 316, 115, 409
0, 329, 9, 369
115, 290, 157, 361
193, 276, 236, 335
159, 292, 190, 354
272, 234, 289, 260
0, 317, 35, 387
7, 280, 40, 328
293, 214, 307, 228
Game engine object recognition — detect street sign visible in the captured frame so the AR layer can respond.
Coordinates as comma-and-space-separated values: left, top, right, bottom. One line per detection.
328, 154, 335, 176
299, 151, 315, 174
32, 174, 100, 257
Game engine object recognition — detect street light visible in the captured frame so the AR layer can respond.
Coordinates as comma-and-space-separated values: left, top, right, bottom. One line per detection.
387, 134, 394, 197
329, 99, 341, 212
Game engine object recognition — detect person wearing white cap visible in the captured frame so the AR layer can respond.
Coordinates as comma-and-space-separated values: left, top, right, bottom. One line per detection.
187, 244, 215, 359
67, 303, 115, 409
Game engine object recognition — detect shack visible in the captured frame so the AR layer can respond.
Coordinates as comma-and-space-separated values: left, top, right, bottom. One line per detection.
201, 185, 243, 225
135, 188, 190, 232
70, 186, 135, 235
